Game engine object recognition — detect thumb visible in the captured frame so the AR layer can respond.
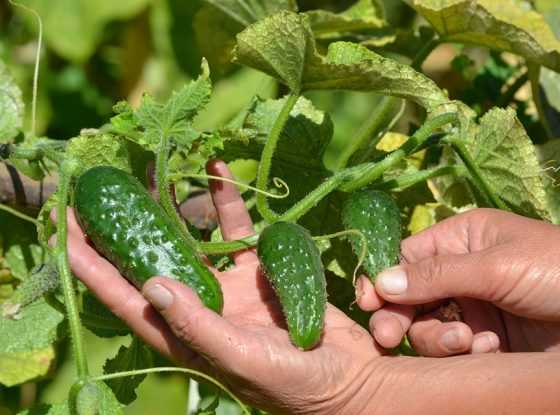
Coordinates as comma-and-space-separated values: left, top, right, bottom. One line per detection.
142, 277, 244, 367
375, 251, 507, 305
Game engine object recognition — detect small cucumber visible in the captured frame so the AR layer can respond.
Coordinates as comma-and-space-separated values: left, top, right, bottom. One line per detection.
74, 166, 223, 313
342, 189, 401, 281
257, 222, 326, 350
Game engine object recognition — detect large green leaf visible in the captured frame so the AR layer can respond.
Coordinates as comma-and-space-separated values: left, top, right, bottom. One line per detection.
234, 11, 448, 110
203, 0, 297, 27
0, 60, 24, 143
103, 337, 153, 405
218, 95, 332, 219
17, 0, 150, 62
407, 0, 560, 71
305, 0, 388, 40
0, 299, 64, 386
470, 107, 551, 220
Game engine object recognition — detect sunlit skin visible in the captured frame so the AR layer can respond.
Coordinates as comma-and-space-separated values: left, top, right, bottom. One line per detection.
52, 161, 560, 414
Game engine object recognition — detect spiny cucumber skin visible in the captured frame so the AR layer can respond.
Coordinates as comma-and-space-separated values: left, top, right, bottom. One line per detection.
257, 222, 326, 350
342, 190, 401, 282
74, 166, 223, 313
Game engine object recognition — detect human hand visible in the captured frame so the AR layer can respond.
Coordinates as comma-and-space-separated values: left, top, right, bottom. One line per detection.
54, 160, 385, 415
356, 208, 560, 356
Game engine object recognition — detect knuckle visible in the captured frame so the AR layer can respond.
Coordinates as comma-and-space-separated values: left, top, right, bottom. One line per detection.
169, 310, 202, 345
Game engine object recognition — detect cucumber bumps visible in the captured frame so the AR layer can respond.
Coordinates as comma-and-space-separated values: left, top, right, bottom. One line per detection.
342, 189, 401, 282
257, 222, 326, 350
74, 166, 223, 313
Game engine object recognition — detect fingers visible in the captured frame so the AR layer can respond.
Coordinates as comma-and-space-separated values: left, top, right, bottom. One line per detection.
50, 221, 197, 366
369, 304, 414, 349
408, 316, 474, 357
143, 277, 251, 374
355, 276, 384, 311
374, 250, 509, 306
206, 160, 258, 265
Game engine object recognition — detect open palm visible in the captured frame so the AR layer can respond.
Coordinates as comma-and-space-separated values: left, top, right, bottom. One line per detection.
57, 160, 382, 414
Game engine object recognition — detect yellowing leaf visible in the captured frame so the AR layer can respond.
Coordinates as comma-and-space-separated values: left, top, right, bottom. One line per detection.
0, 346, 54, 386
407, 0, 560, 71
376, 132, 409, 152
471, 107, 551, 220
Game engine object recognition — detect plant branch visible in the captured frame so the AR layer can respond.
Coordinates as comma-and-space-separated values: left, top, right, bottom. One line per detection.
339, 112, 458, 192
335, 96, 403, 170
199, 235, 259, 255
411, 37, 441, 71
56, 160, 89, 379
156, 134, 197, 247
256, 93, 299, 222
0, 202, 39, 225
92, 367, 250, 415
373, 165, 465, 191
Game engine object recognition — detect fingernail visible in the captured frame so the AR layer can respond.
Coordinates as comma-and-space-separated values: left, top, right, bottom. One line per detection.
472, 334, 499, 354
441, 329, 462, 351
377, 267, 408, 295
143, 284, 173, 310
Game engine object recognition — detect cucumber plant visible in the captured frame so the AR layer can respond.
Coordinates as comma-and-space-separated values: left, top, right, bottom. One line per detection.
1, 0, 559, 413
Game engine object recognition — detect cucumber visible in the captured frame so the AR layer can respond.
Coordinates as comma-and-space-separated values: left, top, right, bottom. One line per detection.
74, 166, 223, 313
342, 189, 401, 282
257, 222, 326, 350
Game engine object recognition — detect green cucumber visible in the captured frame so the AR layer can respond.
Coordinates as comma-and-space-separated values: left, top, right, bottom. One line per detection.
257, 222, 326, 350
74, 166, 223, 313
342, 189, 401, 281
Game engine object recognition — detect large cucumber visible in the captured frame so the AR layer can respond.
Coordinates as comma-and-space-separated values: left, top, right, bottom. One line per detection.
342, 189, 401, 281
257, 222, 326, 350
74, 166, 223, 313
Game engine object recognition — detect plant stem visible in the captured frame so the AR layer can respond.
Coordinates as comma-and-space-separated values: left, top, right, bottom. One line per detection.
56, 161, 89, 379
256, 93, 299, 222
496, 71, 528, 108
156, 134, 197, 247
374, 165, 465, 191
199, 235, 259, 255
92, 367, 250, 415
411, 37, 440, 71
335, 96, 403, 170
339, 112, 458, 192
448, 137, 509, 210
0, 203, 39, 225
279, 172, 347, 222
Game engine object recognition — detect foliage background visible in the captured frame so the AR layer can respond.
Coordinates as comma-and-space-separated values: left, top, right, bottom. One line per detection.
1, 0, 560, 413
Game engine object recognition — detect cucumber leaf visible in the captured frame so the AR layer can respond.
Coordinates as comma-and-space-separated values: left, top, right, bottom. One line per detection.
0, 299, 64, 386
65, 133, 132, 176
203, 0, 297, 27
234, 11, 448, 110
73, 381, 124, 415
103, 337, 154, 405
18, 402, 69, 414
0, 60, 24, 143
406, 0, 560, 71
16, 0, 150, 62
217, 95, 332, 218
470, 107, 551, 220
